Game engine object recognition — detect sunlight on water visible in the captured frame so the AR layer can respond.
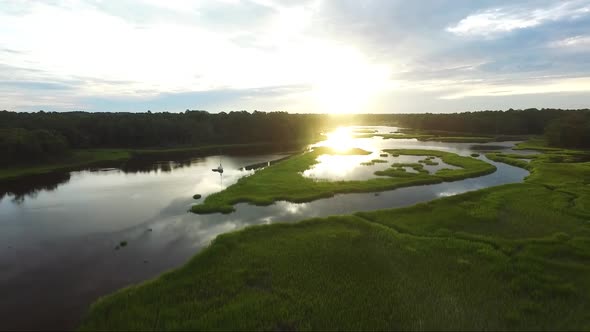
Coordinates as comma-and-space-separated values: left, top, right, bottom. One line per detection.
303, 154, 375, 180
323, 127, 356, 152
304, 126, 464, 181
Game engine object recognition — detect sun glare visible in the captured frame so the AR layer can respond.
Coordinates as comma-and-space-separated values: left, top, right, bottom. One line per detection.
311, 46, 390, 114
324, 127, 355, 152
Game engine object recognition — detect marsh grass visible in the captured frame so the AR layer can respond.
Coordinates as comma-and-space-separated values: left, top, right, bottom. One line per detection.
360, 159, 388, 166
486, 153, 533, 170
81, 141, 590, 331
419, 158, 439, 165
384, 149, 496, 181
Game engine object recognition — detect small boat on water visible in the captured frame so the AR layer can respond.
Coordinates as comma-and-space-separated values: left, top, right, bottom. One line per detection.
212, 155, 224, 173
212, 163, 224, 173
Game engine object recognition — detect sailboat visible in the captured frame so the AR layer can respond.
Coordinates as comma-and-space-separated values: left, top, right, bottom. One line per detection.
212, 163, 224, 173
212, 156, 224, 173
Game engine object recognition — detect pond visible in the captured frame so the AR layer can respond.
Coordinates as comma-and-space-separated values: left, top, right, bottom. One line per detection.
0, 126, 530, 330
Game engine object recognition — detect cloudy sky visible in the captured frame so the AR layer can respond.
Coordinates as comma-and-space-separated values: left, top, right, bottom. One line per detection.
1, 0, 590, 113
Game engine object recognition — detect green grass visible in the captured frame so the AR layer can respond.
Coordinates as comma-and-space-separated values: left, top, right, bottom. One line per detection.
80, 140, 590, 330
382, 149, 496, 181
513, 138, 559, 151
419, 158, 439, 165
375, 163, 428, 177
486, 153, 533, 170
360, 159, 388, 166
191, 148, 496, 214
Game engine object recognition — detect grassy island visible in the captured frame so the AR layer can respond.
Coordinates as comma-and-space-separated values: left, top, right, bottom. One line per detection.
191, 148, 496, 214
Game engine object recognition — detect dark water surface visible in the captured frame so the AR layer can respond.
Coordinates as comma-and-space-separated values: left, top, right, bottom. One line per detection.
0, 126, 530, 330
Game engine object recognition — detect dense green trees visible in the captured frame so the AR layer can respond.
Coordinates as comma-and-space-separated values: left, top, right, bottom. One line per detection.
0, 110, 328, 164
544, 112, 590, 149
394, 108, 586, 135
394, 108, 590, 148
0, 128, 69, 165
0, 110, 326, 149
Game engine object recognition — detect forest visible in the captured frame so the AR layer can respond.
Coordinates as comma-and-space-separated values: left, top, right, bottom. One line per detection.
1, 108, 589, 166
394, 108, 590, 147
0, 110, 327, 166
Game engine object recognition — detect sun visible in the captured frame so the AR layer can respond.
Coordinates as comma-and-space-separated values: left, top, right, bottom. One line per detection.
311, 46, 390, 114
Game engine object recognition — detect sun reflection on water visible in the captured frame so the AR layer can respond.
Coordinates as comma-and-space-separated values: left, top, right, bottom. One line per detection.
323, 127, 355, 152
303, 154, 373, 180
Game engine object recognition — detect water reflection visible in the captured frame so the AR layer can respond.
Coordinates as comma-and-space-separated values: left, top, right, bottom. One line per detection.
118, 159, 196, 174
0, 156, 257, 205
0, 172, 71, 204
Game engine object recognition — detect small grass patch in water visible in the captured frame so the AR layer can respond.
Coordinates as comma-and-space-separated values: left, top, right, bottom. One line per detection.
360, 159, 388, 166
192, 194, 202, 200
419, 158, 439, 165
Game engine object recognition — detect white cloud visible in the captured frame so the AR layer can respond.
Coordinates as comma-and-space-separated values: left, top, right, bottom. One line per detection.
440, 77, 590, 99
0, 0, 397, 112
448, 1, 590, 37
549, 35, 590, 48
0, 0, 364, 95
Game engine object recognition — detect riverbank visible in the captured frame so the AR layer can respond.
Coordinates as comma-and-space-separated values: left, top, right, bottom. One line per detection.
191, 147, 496, 214
80, 140, 590, 330
0, 140, 313, 182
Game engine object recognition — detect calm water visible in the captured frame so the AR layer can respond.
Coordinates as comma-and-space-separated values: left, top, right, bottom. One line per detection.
0, 126, 530, 330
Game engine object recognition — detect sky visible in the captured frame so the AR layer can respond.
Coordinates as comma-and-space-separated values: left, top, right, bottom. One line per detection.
1, 0, 590, 114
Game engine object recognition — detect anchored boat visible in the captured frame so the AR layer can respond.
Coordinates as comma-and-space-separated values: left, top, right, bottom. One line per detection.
212, 163, 224, 173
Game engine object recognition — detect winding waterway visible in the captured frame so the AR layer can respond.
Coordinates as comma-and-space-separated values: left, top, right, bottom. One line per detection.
0, 126, 532, 330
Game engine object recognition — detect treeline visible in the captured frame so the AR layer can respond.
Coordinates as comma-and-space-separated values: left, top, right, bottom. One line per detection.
1, 108, 588, 166
544, 112, 590, 149
395, 108, 590, 148
0, 128, 69, 165
0, 110, 331, 165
